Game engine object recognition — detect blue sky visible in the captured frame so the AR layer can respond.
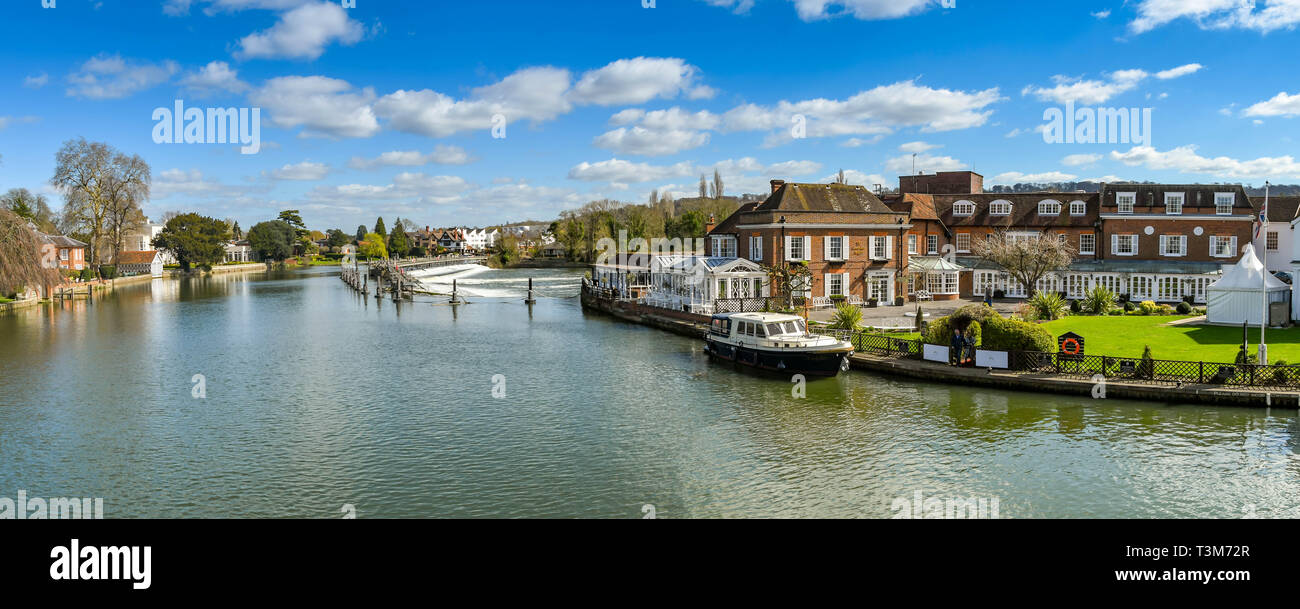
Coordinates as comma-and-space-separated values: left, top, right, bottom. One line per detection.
3, 0, 1300, 232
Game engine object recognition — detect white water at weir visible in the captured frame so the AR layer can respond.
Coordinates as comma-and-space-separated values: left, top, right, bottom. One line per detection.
406, 265, 582, 299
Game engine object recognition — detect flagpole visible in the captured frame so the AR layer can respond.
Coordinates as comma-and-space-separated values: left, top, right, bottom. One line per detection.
1260, 181, 1270, 366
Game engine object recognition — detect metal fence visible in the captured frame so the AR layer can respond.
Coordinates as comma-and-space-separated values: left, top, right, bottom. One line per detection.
810, 328, 1300, 389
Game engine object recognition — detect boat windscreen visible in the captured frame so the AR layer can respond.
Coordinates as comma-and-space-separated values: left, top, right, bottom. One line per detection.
766, 323, 784, 337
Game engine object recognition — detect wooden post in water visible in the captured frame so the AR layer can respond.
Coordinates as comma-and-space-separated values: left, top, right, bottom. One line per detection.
450, 278, 463, 304
525, 277, 536, 304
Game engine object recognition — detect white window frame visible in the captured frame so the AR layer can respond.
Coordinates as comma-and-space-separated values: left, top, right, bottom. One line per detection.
826, 273, 845, 297
926, 235, 939, 255
711, 235, 737, 258
871, 236, 887, 261
1117, 192, 1136, 215
1159, 234, 1187, 257
907, 234, 918, 255
955, 233, 970, 253
1215, 193, 1235, 215
1038, 199, 1062, 216
1079, 233, 1096, 255
990, 200, 1012, 216
823, 236, 847, 261
1113, 234, 1137, 256
785, 236, 810, 262
1209, 235, 1238, 258
749, 236, 763, 261
1164, 192, 1184, 215
1267, 231, 1279, 252
953, 200, 975, 216
1069, 200, 1087, 216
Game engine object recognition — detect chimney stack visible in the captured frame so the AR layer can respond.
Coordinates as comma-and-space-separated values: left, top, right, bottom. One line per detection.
770, 179, 785, 194
705, 214, 717, 235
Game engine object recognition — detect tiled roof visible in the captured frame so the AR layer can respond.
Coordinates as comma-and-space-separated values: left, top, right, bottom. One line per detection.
709, 201, 759, 236
932, 193, 1100, 228
1101, 184, 1253, 210
116, 251, 159, 265
755, 182, 893, 214
1251, 196, 1300, 223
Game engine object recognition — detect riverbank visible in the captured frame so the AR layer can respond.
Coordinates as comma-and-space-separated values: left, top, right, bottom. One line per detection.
579, 284, 1294, 407
1, 263, 270, 311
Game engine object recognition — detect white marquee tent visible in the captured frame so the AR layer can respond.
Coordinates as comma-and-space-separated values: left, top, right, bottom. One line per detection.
1206, 243, 1289, 325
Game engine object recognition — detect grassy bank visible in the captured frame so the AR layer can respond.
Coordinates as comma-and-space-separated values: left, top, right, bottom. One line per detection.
1038, 315, 1300, 362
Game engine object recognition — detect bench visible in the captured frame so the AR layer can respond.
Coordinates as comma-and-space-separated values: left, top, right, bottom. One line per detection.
915, 290, 933, 302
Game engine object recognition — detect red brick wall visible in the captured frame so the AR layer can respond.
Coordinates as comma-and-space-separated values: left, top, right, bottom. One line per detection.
1100, 218, 1250, 261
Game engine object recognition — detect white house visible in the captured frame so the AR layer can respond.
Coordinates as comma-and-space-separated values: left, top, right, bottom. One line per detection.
116, 250, 164, 278
1252, 196, 1299, 273
225, 241, 257, 263
594, 255, 769, 314
462, 228, 500, 251
123, 219, 177, 265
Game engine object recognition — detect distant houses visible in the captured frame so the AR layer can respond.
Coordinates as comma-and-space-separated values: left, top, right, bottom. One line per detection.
30, 223, 88, 272
115, 250, 165, 278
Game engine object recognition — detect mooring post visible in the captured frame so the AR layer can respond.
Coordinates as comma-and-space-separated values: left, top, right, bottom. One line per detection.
525, 277, 536, 304
450, 278, 463, 304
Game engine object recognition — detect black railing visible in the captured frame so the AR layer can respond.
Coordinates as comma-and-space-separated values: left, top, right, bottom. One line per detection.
808, 328, 1300, 389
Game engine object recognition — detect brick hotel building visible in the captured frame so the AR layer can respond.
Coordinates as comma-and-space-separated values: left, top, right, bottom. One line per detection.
706, 171, 1262, 305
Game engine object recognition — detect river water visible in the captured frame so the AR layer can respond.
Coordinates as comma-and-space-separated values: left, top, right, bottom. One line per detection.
2, 265, 1298, 518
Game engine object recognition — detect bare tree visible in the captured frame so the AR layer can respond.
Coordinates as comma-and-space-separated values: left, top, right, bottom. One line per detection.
713, 169, 724, 200
973, 230, 1076, 296
50, 139, 151, 273
836, 169, 847, 185
698, 174, 707, 199
103, 155, 151, 264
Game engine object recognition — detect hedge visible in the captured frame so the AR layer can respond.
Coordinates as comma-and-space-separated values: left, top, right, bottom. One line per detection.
925, 305, 1054, 353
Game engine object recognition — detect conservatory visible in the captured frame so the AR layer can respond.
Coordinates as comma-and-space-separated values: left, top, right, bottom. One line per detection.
909, 257, 963, 301
641, 255, 769, 314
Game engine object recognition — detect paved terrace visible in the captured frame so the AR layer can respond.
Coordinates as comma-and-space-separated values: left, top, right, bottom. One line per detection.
808, 298, 1022, 329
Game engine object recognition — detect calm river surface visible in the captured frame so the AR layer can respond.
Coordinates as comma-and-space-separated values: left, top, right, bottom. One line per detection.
2, 266, 1298, 518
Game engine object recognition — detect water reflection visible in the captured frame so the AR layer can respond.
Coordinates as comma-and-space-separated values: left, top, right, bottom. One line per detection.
0, 267, 1296, 519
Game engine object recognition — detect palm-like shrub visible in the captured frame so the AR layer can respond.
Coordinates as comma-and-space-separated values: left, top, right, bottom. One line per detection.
1028, 290, 1070, 321
1081, 285, 1117, 315
830, 302, 862, 330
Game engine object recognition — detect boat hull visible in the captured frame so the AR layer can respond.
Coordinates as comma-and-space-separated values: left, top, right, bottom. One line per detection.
704, 337, 852, 377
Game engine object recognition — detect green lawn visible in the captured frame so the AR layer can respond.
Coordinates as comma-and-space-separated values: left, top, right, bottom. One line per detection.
1039, 315, 1300, 363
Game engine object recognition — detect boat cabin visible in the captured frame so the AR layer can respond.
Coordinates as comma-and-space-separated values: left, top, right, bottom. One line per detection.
710, 313, 808, 340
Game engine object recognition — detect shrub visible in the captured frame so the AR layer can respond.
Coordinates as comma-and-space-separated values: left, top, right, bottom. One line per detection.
982, 315, 1054, 352
1137, 345, 1155, 379
914, 305, 924, 333
1158, 304, 1176, 315
1118, 293, 1131, 304
925, 313, 985, 347
1069, 299, 1082, 313
829, 302, 862, 330
79, 267, 95, 281
1175, 301, 1192, 315
1081, 285, 1117, 315
1182, 295, 1196, 305
1123, 301, 1137, 312
99, 265, 117, 279
1139, 300, 1160, 315
992, 289, 1005, 299
1028, 291, 1070, 321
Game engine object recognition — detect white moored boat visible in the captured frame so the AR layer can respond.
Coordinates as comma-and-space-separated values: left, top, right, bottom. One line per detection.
704, 313, 854, 377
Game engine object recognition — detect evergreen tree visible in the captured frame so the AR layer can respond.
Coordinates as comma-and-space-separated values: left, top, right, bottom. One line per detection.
374, 217, 386, 238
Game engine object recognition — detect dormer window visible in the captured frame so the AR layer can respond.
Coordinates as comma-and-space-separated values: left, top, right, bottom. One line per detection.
1215, 193, 1235, 215
990, 200, 1012, 216
1164, 192, 1184, 215
1116, 192, 1136, 214
1038, 199, 1062, 216
1069, 200, 1087, 216
953, 200, 975, 216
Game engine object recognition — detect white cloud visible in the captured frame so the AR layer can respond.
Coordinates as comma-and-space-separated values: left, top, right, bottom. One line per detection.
884, 152, 966, 174
348, 145, 475, 169
768, 160, 823, 175
791, 0, 935, 21
593, 108, 720, 156
1061, 153, 1103, 166
268, 161, 331, 180
375, 67, 572, 138
594, 127, 711, 156
568, 159, 696, 183
23, 73, 48, 89
568, 57, 710, 106
1244, 91, 1300, 117
1022, 64, 1200, 105
989, 171, 1080, 185
307, 172, 472, 205
250, 75, 380, 138
841, 136, 884, 147
66, 54, 178, 100
234, 2, 364, 60
898, 141, 940, 153
180, 61, 250, 97
722, 80, 1001, 147
1155, 63, 1204, 79
1130, 0, 1300, 34
1110, 145, 1300, 179
1092, 10, 1112, 19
